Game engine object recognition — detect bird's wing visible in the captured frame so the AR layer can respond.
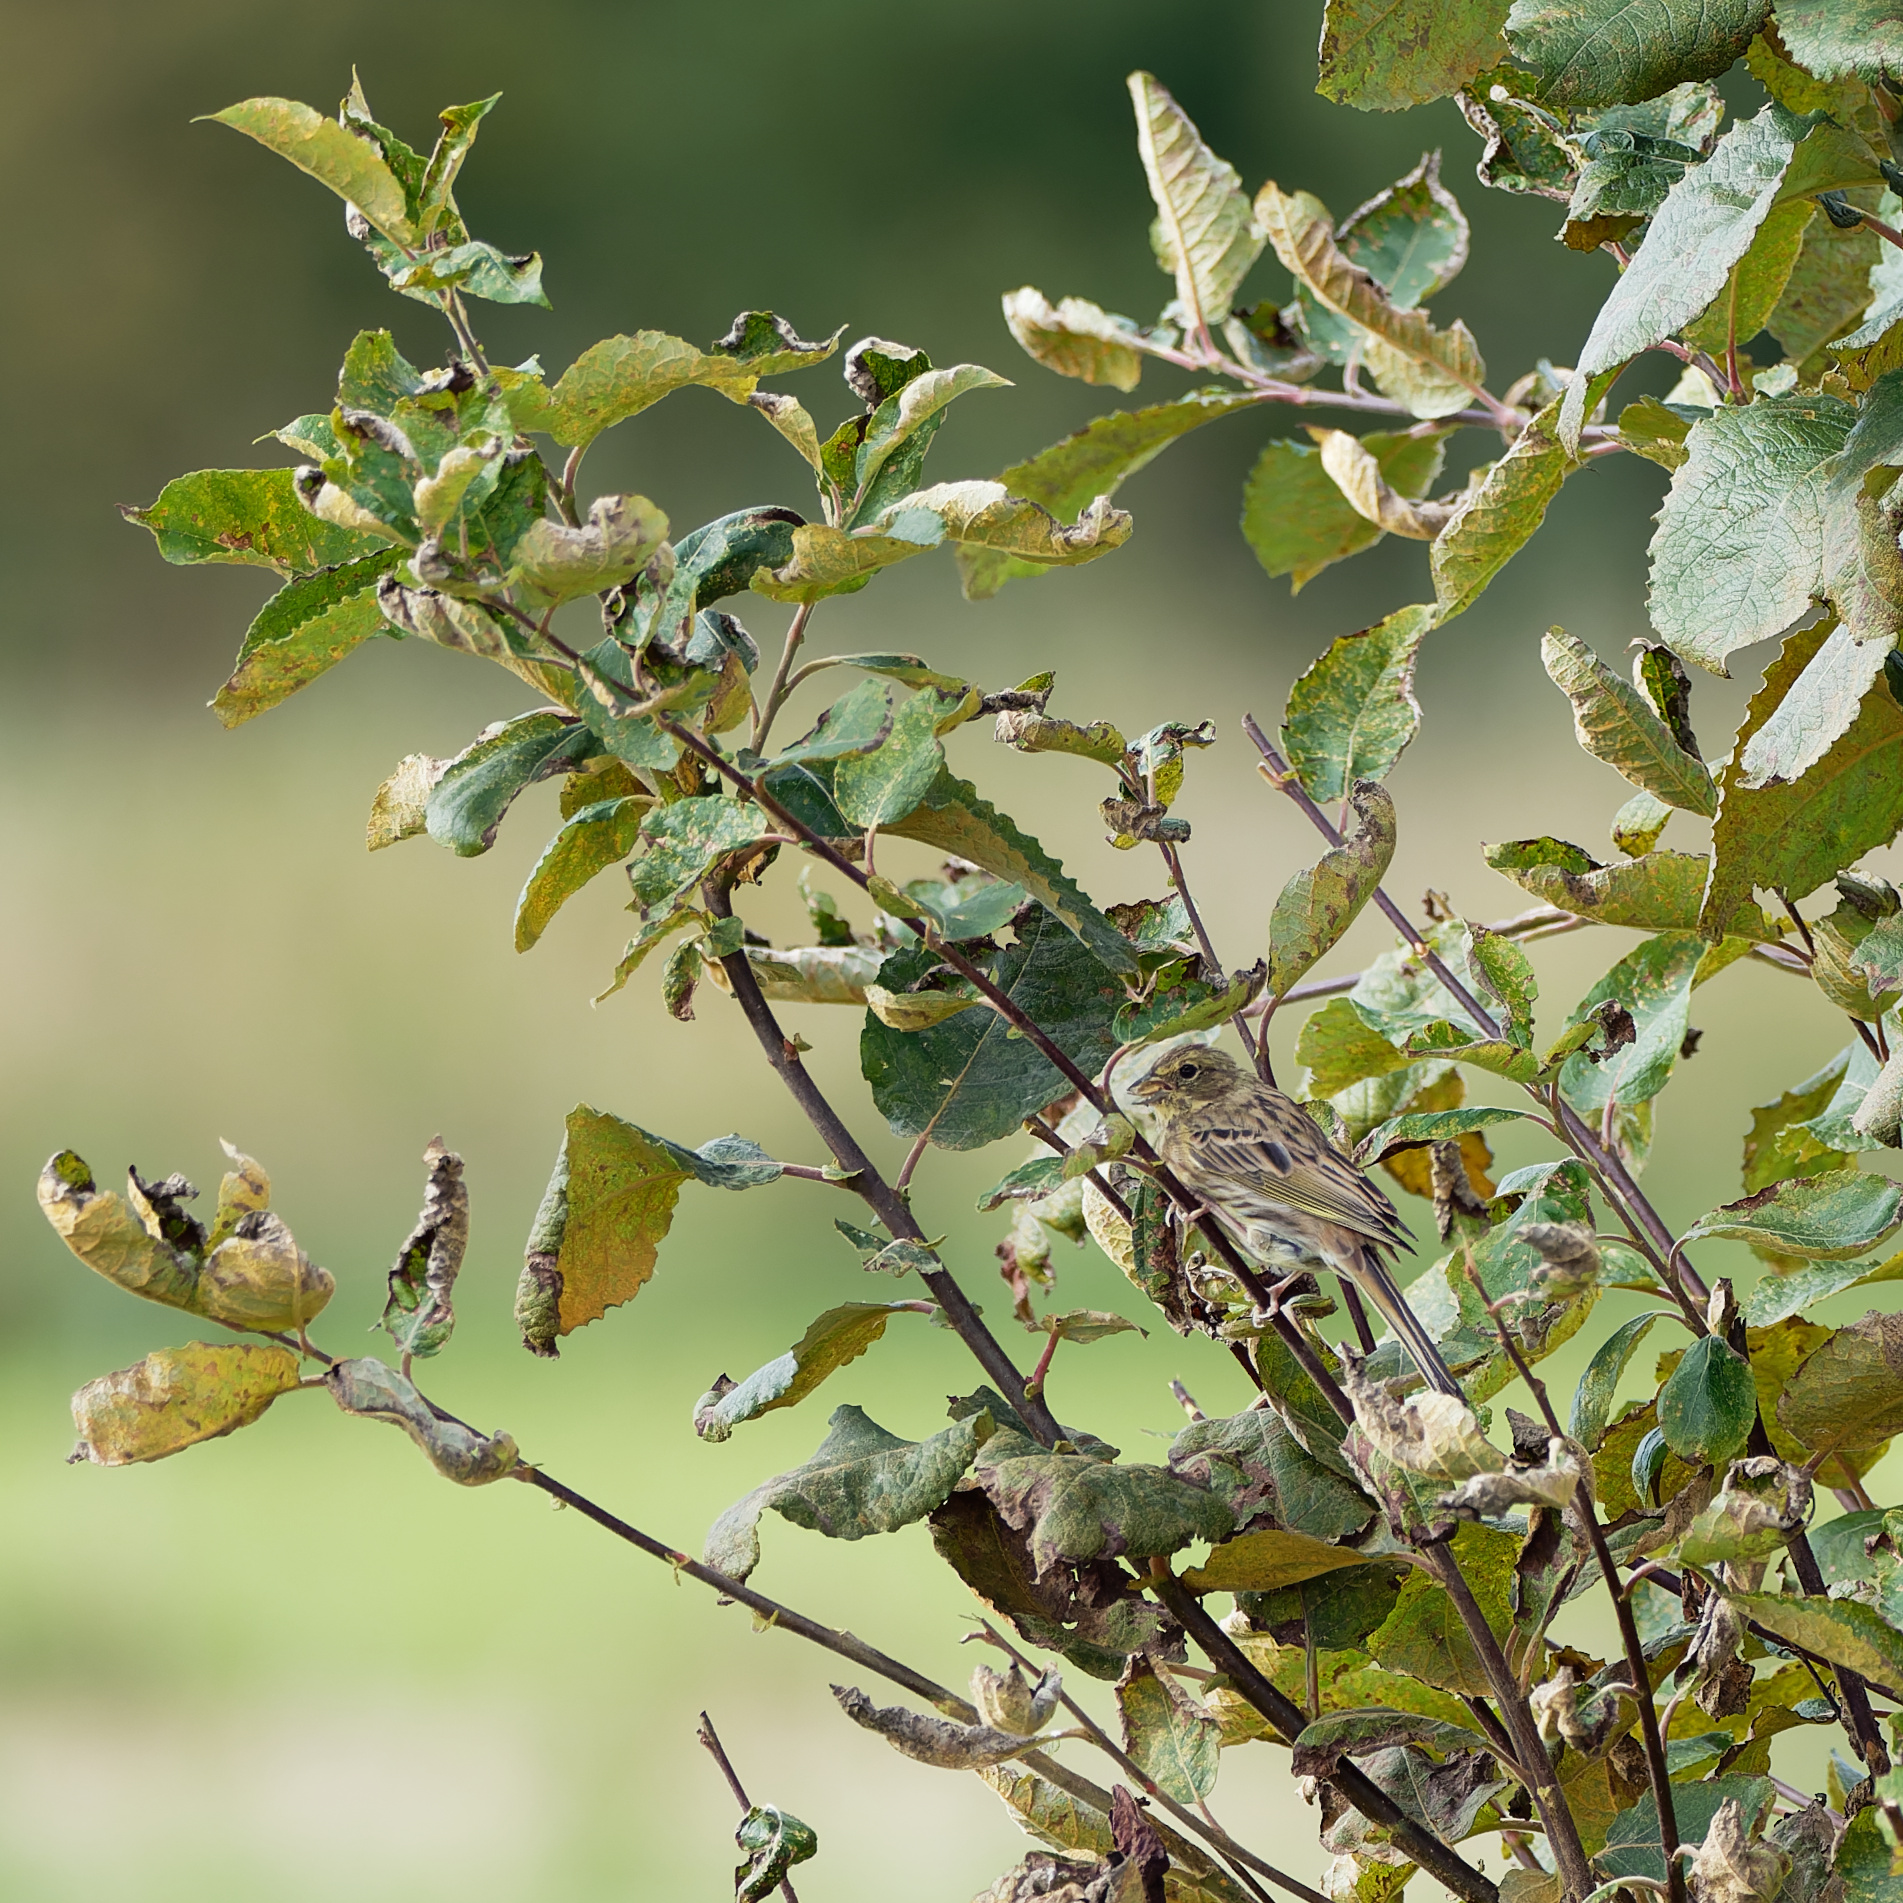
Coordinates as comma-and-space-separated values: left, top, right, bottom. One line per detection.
1181, 1117, 1413, 1252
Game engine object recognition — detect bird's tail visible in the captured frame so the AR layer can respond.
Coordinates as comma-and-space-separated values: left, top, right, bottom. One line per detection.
1350, 1246, 1465, 1398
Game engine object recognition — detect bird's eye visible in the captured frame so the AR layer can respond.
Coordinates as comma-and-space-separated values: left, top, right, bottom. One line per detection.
1178, 1063, 1200, 1079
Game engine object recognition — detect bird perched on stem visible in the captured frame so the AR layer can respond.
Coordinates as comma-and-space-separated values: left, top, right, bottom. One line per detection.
1130, 1045, 1463, 1397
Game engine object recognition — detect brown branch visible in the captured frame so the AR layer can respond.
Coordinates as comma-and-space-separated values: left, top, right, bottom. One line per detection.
698, 1712, 801, 1903
1149, 1574, 1501, 1903
700, 880, 1064, 1446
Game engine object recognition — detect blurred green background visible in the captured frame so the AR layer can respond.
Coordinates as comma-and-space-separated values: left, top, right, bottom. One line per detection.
4, 3, 1896, 1898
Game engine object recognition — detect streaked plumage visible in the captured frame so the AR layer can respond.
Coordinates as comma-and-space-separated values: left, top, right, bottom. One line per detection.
1131, 1046, 1462, 1397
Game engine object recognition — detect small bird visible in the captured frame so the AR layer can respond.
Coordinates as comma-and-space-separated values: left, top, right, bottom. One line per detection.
1130, 1045, 1463, 1397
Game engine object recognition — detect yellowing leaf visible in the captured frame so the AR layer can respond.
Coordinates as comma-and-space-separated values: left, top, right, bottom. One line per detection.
71, 1342, 304, 1466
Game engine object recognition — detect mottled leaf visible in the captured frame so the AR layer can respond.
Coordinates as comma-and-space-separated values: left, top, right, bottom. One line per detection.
528, 330, 765, 448
1269, 782, 1396, 995
323, 1356, 517, 1484
999, 287, 1147, 393
1569, 1312, 1664, 1451
628, 795, 773, 913
1119, 1660, 1220, 1806
1687, 1171, 1902, 1261
206, 96, 414, 242
693, 1304, 933, 1442
1744, 1250, 1903, 1325
124, 467, 390, 575
1505, 0, 1768, 110
1540, 627, 1715, 813
70, 1341, 303, 1466
514, 797, 647, 952
1366, 1522, 1518, 1696
1244, 439, 1449, 594
1658, 1334, 1757, 1467
1600, 1775, 1773, 1884
1775, 1311, 1903, 1453
1180, 1527, 1366, 1593
1296, 997, 1413, 1098
1775, 1, 1903, 83
1168, 1408, 1373, 1539
704, 1403, 986, 1583
380, 1137, 466, 1360
426, 712, 591, 858
1724, 1589, 1903, 1688
1282, 606, 1434, 803
1483, 839, 1775, 940
833, 687, 965, 829
1317, 0, 1510, 110
1557, 931, 1708, 1117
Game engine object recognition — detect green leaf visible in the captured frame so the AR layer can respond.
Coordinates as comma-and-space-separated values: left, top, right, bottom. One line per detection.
514, 797, 648, 952
628, 795, 773, 913
379, 1138, 466, 1360
978, 1157, 1068, 1211
1683, 196, 1816, 359
1505, 0, 1767, 109
1539, 627, 1715, 814
529, 331, 761, 449
1768, 208, 1883, 372
734, 1804, 819, 1903
1432, 390, 1603, 619
1647, 392, 1856, 672
1774, 1, 1903, 83
774, 677, 895, 767
1738, 619, 1894, 790
853, 363, 1010, 505
1168, 1408, 1373, 1539
1570, 1312, 1665, 1451
704, 1403, 987, 1584
1118, 1660, 1220, 1806
1774, 1311, 1903, 1453
1724, 1589, 1903, 1688
70, 1341, 304, 1466
1116, 965, 1268, 1047
1835, 1806, 1900, 1903
1600, 1776, 1773, 1885
210, 549, 402, 728
205, 96, 414, 242
694, 1302, 930, 1441
973, 1428, 1234, 1574
1556, 932, 1709, 1116
510, 494, 669, 605
882, 768, 1138, 974
1282, 606, 1435, 803
1366, 1523, 1518, 1696
1687, 1170, 1903, 1261
1469, 926, 1539, 1045
425, 712, 591, 857
1704, 619, 1903, 934
1317, 0, 1510, 109
999, 287, 1147, 393
1483, 839, 1775, 940
1180, 1528, 1367, 1593
124, 468, 390, 575
1562, 107, 1822, 449
1657, 1333, 1757, 1467
861, 909, 1123, 1150
1128, 72, 1263, 333
1744, 1251, 1903, 1325
1269, 783, 1396, 995
1246, 437, 1450, 595
1354, 1106, 1534, 1165
962, 389, 1258, 599
1258, 184, 1486, 418
833, 688, 964, 829
1331, 151, 1474, 306
1297, 997, 1413, 1098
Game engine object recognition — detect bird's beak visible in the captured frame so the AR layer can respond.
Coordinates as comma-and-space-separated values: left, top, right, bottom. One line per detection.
1129, 1072, 1163, 1101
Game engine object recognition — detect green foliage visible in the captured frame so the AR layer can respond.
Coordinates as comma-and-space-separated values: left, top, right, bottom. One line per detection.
88, 38, 1903, 1903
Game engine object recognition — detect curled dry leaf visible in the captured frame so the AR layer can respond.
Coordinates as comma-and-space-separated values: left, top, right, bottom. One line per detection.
323, 1356, 518, 1485
1678, 1456, 1813, 1568
1684, 1796, 1791, 1903
381, 1137, 468, 1360
1518, 1221, 1600, 1301
1527, 1663, 1636, 1760
973, 1661, 1063, 1736
195, 1209, 336, 1332
1340, 1358, 1503, 1480
1438, 1441, 1581, 1519
831, 1683, 1035, 1768
71, 1341, 305, 1466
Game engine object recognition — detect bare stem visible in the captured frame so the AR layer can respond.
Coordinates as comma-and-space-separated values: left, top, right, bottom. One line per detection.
751, 602, 817, 751
698, 1713, 801, 1903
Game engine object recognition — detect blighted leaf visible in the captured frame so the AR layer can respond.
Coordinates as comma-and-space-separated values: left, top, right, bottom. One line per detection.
1678, 1456, 1813, 1567
1744, 1251, 1903, 1325
528, 331, 766, 449
194, 1210, 335, 1332
380, 1137, 466, 1360
1724, 1588, 1903, 1689
1257, 184, 1486, 418
1119, 1659, 1220, 1805
1282, 606, 1434, 803
1505, 0, 1767, 111
1129, 72, 1263, 333
705, 1404, 986, 1583
1556, 930, 1708, 1119
212, 549, 403, 728
1168, 1408, 1373, 1538
427, 712, 591, 858
1297, 998, 1413, 1098
833, 687, 964, 829
1569, 1312, 1664, 1451
1541, 628, 1715, 813
833, 1684, 1033, 1769
1648, 393, 1855, 673
323, 1356, 517, 1484
1774, 2, 1903, 84
1244, 439, 1450, 594
1000, 288, 1147, 392
1432, 392, 1595, 620
511, 493, 668, 604
70, 1341, 303, 1466
1738, 620, 1893, 791
1563, 109, 1836, 450
1774, 1311, 1903, 1454
694, 1302, 930, 1441
629, 796, 773, 913
367, 753, 448, 850
1366, 1522, 1518, 1696
38, 1151, 200, 1313
882, 769, 1138, 973
1269, 783, 1396, 995
1313, 428, 1455, 540
514, 797, 647, 952
206, 96, 415, 242
1483, 839, 1773, 941
854, 363, 1011, 504
734, 1804, 819, 1903
1658, 1334, 1757, 1467
1180, 1527, 1366, 1593
1318, 4, 1511, 112
862, 910, 1122, 1150
125, 467, 389, 575
1600, 1775, 1775, 1886
1705, 621, 1903, 934
205, 1141, 270, 1253
1686, 1171, 1903, 1261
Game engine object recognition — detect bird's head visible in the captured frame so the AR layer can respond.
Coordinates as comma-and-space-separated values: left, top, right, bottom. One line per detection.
1129, 1044, 1243, 1107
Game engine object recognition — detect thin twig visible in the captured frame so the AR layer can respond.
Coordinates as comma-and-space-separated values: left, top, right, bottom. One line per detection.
752, 602, 816, 751
698, 1713, 801, 1903
1156, 837, 1262, 1076
1169, 1379, 1205, 1422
